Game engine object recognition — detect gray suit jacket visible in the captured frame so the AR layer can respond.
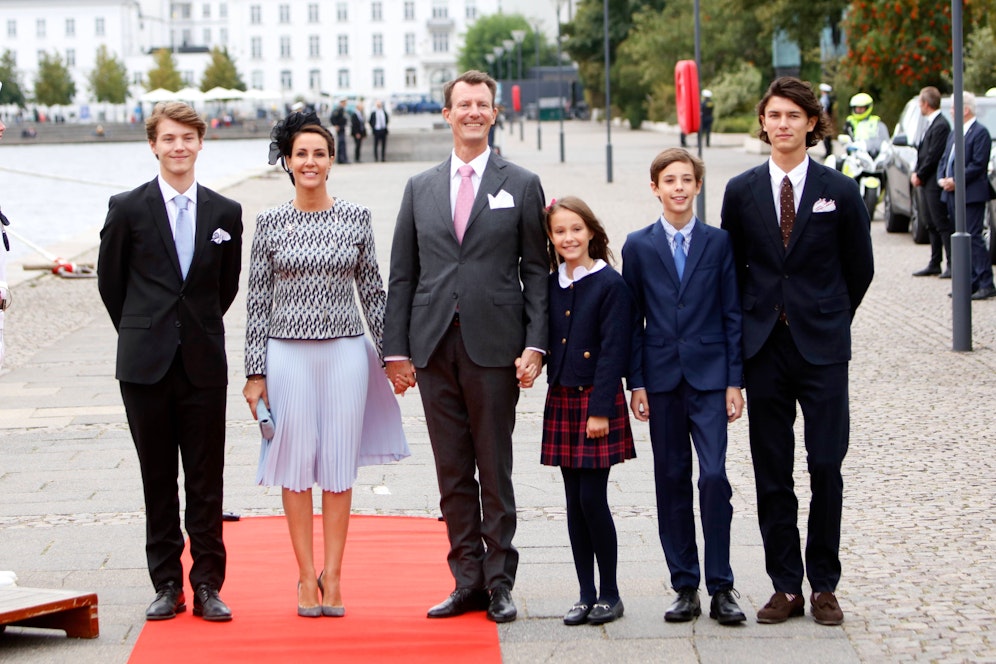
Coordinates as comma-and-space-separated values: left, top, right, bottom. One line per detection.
384, 151, 548, 368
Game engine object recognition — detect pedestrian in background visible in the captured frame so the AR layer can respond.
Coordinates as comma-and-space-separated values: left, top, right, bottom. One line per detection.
351, 101, 367, 163
700, 90, 714, 147
329, 99, 349, 164
369, 100, 389, 162
542, 196, 635, 627
97, 101, 243, 623
819, 83, 835, 158
937, 91, 996, 300
721, 77, 873, 626
910, 86, 952, 279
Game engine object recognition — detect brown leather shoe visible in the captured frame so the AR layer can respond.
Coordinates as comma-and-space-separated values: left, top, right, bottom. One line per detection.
756, 592, 804, 624
810, 591, 844, 625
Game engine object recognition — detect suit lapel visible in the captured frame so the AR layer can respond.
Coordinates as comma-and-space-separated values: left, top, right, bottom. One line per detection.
188, 184, 215, 279
431, 158, 457, 242
680, 221, 709, 296
649, 221, 681, 287
465, 153, 509, 236
747, 163, 783, 254
787, 160, 827, 255
145, 180, 184, 278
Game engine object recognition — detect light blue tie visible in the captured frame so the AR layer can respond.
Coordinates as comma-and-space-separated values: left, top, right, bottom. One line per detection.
673, 232, 686, 280
174, 194, 194, 279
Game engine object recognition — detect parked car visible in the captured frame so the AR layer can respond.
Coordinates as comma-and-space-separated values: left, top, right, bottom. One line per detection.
881, 93, 996, 263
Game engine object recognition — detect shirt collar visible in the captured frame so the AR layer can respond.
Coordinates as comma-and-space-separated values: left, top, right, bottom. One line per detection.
658, 215, 697, 241
558, 258, 607, 288
158, 176, 197, 205
450, 147, 491, 179
768, 156, 809, 190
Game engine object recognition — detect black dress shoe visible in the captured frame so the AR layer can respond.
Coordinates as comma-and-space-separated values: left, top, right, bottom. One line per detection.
912, 265, 942, 277
709, 588, 746, 625
193, 583, 232, 622
486, 587, 517, 623
146, 581, 185, 620
939, 269, 952, 279
587, 598, 624, 625
971, 286, 996, 300
563, 601, 592, 625
664, 587, 701, 622
427, 588, 490, 618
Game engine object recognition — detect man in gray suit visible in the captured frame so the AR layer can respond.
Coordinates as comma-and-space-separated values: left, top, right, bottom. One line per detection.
384, 70, 548, 623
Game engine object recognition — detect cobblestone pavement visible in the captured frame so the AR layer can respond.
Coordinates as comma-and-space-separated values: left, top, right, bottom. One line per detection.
1, 120, 995, 662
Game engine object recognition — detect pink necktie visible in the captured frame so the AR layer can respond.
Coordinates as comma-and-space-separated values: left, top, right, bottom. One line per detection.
453, 164, 475, 243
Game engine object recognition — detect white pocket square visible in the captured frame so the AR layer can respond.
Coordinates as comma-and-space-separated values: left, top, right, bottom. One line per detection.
488, 190, 515, 209
812, 198, 836, 213
211, 228, 232, 244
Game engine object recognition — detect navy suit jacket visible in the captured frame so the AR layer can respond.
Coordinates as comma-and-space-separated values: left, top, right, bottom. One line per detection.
939, 120, 996, 204
622, 219, 742, 393
720, 158, 873, 365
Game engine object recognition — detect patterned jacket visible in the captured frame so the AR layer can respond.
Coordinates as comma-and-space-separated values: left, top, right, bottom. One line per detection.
244, 199, 387, 376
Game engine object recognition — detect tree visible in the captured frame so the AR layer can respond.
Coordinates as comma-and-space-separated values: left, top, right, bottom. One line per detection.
458, 13, 556, 79
841, 1, 952, 126
33, 51, 76, 106
964, 24, 996, 94
147, 48, 183, 91
88, 45, 129, 103
0, 50, 27, 107
200, 47, 246, 92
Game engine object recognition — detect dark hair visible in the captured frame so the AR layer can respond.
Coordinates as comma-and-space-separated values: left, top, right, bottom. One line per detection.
267, 111, 335, 184
543, 196, 614, 271
756, 77, 829, 148
920, 86, 941, 110
650, 147, 704, 185
443, 70, 497, 109
146, 101, 206, 141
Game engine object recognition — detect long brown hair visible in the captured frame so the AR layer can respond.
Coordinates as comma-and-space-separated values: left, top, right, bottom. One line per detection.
543, 196, 614, 271
756, 77, 829, 148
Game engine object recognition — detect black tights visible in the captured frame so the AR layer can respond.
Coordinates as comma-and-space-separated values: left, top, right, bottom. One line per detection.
561, 467, 619, 604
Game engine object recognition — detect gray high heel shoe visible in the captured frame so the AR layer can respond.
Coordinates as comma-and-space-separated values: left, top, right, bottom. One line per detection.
318, 570, 346, 617
297, 581, 321, 618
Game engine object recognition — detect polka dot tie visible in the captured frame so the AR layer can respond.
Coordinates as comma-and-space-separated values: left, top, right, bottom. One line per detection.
779, 176, 795, 248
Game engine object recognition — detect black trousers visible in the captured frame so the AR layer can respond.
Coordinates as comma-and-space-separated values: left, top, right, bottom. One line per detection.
918, 184, 951, 269
373, 130, 387, 161
120, 350, 228, 591
744, 323, 849, 594
416, 323, 520, 591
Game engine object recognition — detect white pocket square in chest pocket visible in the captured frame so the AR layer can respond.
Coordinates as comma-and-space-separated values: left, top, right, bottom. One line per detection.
812, 198, 836, 213
488, 190, 515, 209
211, 228, 232, 244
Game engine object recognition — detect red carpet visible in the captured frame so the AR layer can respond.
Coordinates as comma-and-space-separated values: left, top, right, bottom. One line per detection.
129, 515, 502, 663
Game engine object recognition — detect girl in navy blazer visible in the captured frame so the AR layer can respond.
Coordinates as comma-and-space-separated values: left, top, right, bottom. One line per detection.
540, 196, 635, 626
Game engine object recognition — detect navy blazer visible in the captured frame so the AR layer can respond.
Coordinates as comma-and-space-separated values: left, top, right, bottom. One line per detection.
721, 158, 874, 365
622, 220, 742, 393
546, 265, 632, 416
939, 120, 996, 205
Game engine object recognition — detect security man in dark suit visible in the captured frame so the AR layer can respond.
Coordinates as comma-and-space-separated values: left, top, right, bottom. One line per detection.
98, 102, 243, 622
911, 86, 953, 278
721, 77, 873, 627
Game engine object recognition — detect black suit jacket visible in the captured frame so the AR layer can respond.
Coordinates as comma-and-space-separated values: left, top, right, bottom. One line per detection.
721, 159, 874, 365
98, 178, 243, 387
914, 112, 951, 188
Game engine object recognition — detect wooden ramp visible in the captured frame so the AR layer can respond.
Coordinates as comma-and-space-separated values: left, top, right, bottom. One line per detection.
0, 586, 99, 638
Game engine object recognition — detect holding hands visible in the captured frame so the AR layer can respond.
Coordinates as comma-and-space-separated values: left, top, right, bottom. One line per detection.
514, 349, 542, 388
386, 359, 417, 395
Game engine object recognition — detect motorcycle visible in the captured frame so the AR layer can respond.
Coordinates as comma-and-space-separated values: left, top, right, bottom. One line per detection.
825, 134, 888, 221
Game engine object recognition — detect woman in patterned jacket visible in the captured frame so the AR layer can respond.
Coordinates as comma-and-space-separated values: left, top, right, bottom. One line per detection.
242, 111, 409, 618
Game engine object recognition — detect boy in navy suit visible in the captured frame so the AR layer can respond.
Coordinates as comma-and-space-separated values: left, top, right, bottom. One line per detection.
622, 148, 745, 625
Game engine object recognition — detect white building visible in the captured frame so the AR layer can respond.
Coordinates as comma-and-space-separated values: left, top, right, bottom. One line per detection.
0, 0, 498, 114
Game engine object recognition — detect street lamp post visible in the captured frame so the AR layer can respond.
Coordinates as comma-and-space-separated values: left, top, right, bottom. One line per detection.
535, 23, 542, 151
603, 0, 612, 182
484, 53, 495, 79
555, 0, 565, 162
493, 46, 504, 99
503, 39, 515, 84
511, 29, 526, 140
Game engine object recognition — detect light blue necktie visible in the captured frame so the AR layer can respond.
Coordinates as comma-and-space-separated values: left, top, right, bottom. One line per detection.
673, 232, 686, 280
174, 194, 194, 278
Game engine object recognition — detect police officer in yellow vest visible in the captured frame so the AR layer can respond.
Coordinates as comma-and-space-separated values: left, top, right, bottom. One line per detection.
844, 92, 889, 158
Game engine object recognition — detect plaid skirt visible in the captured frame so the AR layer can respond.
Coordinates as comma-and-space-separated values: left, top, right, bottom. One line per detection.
541, 383, 636, 469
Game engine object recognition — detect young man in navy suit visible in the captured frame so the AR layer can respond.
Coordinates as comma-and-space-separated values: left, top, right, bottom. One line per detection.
721, 77, 873, 626
623, 148, 746, 626
98, 102, 242, 622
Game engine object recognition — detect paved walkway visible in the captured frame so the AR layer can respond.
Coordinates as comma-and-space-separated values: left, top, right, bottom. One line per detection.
1, 120, 995, 663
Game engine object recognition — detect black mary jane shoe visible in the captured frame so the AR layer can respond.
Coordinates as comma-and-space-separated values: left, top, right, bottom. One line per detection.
563, 601, 592, 625
587, 598, 624, 625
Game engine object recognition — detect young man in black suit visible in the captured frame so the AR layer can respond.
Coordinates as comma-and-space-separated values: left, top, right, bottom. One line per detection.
721, 77, 873, 626
98, 101, 243, 622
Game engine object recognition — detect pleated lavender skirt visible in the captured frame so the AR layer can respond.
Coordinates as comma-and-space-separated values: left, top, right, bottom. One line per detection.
256, 335, 410, 492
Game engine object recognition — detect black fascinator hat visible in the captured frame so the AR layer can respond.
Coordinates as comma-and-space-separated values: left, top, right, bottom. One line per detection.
267, 110, 333, 178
